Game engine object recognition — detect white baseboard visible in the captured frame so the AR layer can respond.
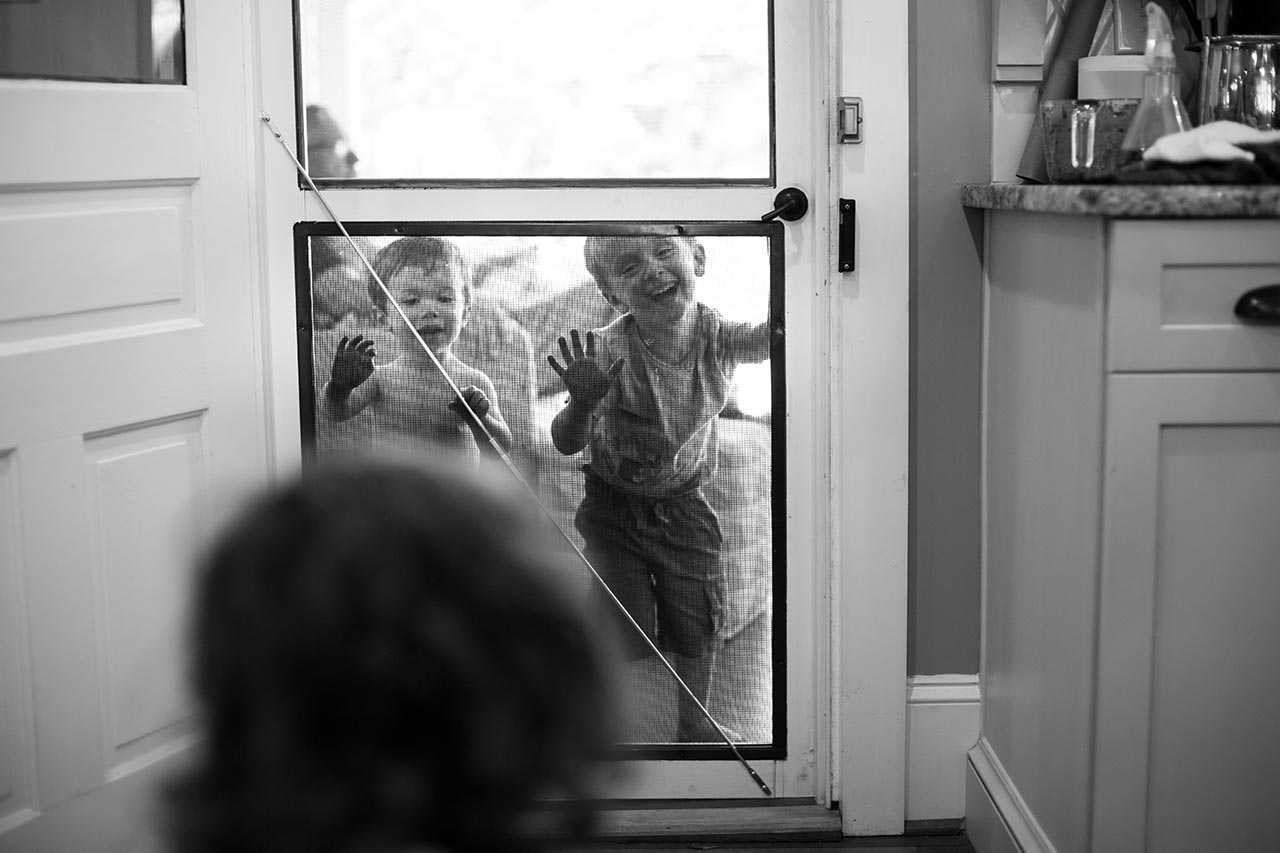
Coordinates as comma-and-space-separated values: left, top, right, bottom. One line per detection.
905, 674, 980, 821
0, 750, 177, 853
965, 736, 1056, 853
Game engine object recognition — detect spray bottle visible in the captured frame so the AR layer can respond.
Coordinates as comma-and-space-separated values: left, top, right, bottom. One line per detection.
1120, 2, 1191, 161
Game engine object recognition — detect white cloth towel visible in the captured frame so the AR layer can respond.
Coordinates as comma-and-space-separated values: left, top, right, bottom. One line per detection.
1144, 121, 1280, 163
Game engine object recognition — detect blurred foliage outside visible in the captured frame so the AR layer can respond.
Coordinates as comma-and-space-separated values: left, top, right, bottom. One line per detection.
300, 0, 770, 180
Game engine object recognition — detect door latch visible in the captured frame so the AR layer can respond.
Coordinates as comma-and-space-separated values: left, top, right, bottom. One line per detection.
838, 97, 863, 144
838, 199, 855, 272
761, 187, 809, 222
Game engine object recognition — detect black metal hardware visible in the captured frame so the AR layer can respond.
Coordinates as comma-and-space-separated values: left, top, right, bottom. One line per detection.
761, 187, 809, 222
1233, 283, 1280, 324
838, 198, 856, 272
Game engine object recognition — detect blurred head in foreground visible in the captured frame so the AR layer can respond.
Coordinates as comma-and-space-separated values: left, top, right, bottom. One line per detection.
167, 457, 619, 853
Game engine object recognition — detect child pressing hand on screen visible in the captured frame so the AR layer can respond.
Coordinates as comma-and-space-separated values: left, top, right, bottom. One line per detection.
322, 237, 512, 462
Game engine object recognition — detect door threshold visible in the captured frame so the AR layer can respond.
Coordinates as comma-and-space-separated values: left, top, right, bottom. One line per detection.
590, 798, 842, 843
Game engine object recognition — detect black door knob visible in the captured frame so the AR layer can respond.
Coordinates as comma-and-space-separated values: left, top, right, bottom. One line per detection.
761, 187, 809, 222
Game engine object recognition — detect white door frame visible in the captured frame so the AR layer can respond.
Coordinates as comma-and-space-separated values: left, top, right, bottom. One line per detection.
829, 0, 910, 836
250, 0, 910, 831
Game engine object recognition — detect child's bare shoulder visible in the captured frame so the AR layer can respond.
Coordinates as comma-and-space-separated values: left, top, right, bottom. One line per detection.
447, 356, 495, 389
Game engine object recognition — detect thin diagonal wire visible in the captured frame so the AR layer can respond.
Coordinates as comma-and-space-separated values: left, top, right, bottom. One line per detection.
261, 113, 771, 796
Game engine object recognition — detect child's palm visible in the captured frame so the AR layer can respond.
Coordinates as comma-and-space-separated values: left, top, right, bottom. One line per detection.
561, 358, 617, 403
331, 334, 376, 391
548, 329, 624, 406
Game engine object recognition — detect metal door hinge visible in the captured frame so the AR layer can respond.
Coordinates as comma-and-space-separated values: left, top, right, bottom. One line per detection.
838, 97, 863, 144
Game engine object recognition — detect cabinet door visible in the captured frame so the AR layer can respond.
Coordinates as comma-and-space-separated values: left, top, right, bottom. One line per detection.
1093, 373, 1280, 853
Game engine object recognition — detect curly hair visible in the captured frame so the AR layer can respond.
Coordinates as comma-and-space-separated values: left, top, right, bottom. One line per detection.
165, 458, 619, 853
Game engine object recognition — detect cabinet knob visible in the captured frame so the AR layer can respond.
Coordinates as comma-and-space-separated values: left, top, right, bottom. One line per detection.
1233, 284, 1280, 325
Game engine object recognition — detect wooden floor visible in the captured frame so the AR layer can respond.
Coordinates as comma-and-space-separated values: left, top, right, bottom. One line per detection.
574, 829, 975, 852
567, 801, 976, 853
576, 834, 975, 852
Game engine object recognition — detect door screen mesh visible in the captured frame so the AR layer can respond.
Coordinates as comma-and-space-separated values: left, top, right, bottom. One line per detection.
296, 223, 784, 757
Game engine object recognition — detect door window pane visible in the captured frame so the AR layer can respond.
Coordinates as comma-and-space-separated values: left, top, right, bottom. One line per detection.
296, 223, 784, 755
0, 0, 184, 84
297, 1, 771, 183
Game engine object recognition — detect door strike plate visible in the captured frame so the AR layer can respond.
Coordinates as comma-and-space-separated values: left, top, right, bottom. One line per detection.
838, 97, 863, 144
838, 198, 855, 272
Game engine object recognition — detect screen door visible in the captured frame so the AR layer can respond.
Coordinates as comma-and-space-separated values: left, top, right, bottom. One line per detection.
294, 222, 785, 759
262, 0, 825, 798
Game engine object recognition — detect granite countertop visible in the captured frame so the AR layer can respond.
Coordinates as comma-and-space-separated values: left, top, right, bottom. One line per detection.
962, 183, 1280, 218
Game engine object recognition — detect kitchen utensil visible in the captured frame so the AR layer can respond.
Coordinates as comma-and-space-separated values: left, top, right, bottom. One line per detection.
1176, 0, 1204, 41
1197, 36, 1280, 129
1197, 0, 1216, 38
1016, 0, 1109, 182
1042, 99, 1141, 181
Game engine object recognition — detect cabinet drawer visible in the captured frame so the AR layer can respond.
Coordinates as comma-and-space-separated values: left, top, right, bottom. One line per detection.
1107, 220, 1280, 372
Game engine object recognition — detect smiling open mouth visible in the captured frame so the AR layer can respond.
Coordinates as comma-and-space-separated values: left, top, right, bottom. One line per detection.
650, 281, 679, 300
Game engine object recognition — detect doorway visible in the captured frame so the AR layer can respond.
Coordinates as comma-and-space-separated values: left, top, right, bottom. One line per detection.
261, 0, 827, 800
0, 0, 912, 846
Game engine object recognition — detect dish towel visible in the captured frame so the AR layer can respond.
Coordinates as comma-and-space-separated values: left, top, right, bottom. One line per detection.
1110, 121, 1280, 183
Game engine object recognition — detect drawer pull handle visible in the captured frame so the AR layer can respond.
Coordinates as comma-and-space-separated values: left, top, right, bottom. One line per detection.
1233, 284, 1280, 325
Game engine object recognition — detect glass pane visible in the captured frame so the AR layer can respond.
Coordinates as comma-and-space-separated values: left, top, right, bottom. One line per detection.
297, 1, 771, 182
297, 225, 782, 753
0, 0, 184, 84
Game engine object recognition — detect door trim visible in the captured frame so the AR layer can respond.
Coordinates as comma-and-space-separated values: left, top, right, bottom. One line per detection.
831, 0, 910, 835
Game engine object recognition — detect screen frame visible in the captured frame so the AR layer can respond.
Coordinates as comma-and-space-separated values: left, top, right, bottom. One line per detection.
293, 219, 787, 760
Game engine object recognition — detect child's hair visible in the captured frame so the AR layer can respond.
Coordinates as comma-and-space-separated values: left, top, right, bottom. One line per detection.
165, 457, 619, 853
582, 234, 702, 307
368, 236, 472, 319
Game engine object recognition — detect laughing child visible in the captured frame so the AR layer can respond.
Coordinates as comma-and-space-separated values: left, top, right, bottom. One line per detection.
547, 234, 770, 742
322, 237, 512, 461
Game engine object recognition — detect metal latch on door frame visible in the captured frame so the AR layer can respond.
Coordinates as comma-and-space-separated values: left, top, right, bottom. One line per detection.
838, 198, 855, 272
838, 96, 863, 144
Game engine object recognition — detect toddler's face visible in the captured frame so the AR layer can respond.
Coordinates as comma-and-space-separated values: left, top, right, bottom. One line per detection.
601, 237, 704, 323
386, 264, 468, 353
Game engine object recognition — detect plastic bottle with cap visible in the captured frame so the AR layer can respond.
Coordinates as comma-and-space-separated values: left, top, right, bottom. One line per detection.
1119, 2, 1191, 160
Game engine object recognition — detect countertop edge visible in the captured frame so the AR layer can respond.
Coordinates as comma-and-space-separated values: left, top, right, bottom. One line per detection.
961, 182, 1280, 219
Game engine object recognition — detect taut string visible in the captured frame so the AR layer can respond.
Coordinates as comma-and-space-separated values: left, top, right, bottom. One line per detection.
261, 113, 771, 796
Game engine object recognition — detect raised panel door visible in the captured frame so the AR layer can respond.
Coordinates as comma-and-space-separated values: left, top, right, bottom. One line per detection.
0, 1, 268, 848
1094, 372, 1280, 853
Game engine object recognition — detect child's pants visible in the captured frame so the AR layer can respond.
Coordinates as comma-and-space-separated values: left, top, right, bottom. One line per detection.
574, 466, 725, 661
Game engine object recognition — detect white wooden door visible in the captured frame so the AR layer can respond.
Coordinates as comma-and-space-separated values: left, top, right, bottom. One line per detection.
0, 1, 268, 849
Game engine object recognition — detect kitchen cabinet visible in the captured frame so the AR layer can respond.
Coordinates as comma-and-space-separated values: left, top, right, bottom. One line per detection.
962, 190, 1280, 853
1094, 372, 1280, 853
